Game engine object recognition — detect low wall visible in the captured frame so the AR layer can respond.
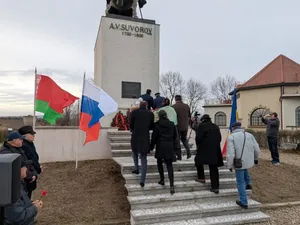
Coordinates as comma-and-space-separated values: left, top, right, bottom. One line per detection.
34, 127, 229, 163
35, 126, 114, 163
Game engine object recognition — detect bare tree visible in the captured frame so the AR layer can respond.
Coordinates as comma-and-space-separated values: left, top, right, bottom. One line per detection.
57, 100, 80, 126
210, 75, 238, 102
160, 72, 185, 104
184, 78, 207, 115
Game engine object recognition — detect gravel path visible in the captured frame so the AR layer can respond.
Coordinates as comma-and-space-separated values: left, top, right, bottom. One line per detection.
249, 206, 300, 224
259, 149, 300, 167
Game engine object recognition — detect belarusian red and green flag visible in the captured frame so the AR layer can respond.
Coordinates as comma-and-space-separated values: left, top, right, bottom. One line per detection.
35, 74, 79, 124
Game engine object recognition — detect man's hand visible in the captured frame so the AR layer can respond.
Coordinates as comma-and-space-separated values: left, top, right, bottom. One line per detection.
33, 200, 43, 210
30, 176, 36, 183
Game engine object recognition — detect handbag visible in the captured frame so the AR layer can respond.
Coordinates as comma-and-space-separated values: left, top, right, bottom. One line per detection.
234, 132, 246, 169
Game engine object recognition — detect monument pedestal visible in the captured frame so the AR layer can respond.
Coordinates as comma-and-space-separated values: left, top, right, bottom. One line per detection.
94, 14, 160, 127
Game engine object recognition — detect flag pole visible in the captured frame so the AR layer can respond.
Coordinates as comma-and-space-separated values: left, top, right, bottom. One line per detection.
33, 67, 37, 130
75, 72, 86, 170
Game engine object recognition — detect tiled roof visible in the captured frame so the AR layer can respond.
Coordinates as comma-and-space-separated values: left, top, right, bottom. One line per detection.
239, 54, 300, 89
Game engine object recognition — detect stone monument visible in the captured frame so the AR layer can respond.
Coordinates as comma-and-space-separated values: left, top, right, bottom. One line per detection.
94, 2, 159, 127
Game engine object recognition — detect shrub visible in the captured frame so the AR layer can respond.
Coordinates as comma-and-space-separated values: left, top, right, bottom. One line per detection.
245, 129, 300, 148
0, 129, 8, 144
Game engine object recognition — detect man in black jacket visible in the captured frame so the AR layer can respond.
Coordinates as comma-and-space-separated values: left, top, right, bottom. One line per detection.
261, 112, 280, 165
4, 160, 43, 225
140, 89, 154, 110
0, 131, 38, 198
130, 101, 154, 187
18, 126, 42, 198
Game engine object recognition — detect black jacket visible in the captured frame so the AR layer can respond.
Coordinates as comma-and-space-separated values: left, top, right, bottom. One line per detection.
261, 117, 280, 137
150, 118, 177, 160
4, 183, 37, 225
194, 120, 224, 167
22, 140, 41, 174
0, 142, 38, 181
130, 106, 154, 154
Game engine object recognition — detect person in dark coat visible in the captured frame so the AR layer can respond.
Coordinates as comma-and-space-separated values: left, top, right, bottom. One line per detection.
130, 101, 154, 187
0, 131, 38, 198
194, 114, 224, 194
4, 160, 43, 225
172, 95, 191, 160
18, 126, 42, 199
150, 110, 177, 195
140, 89, 154, 110
153, 93, 165, 110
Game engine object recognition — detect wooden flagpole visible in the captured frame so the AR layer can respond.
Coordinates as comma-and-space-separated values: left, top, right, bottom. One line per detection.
75, 72, 86, 170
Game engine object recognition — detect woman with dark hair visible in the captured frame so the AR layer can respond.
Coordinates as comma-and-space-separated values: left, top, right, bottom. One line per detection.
150, 110, 177, 195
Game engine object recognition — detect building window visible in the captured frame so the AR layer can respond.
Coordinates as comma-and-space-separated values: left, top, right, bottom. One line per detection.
215, 112, 226, 126
296, 107, 300, 126
250, 108, 271, 126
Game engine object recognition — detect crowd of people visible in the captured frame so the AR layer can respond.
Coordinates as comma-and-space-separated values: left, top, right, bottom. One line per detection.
0, 89, 281, 224
1, 126, 43, 225
130, 89, 280, 209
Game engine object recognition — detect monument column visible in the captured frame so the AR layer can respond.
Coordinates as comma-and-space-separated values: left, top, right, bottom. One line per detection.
94, 14, 160, 127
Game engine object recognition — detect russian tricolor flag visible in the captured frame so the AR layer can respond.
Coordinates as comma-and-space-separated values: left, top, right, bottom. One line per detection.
80, 79, 118, 145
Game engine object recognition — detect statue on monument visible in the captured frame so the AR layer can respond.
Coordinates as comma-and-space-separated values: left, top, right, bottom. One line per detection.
106, 0, 147, 18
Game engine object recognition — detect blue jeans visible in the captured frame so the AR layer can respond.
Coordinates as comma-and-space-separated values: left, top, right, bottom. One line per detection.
235, 169, 252, 205
132, 152, 147, 184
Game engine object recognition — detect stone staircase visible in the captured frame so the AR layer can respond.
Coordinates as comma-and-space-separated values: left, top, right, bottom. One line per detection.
109, 131, 270, 225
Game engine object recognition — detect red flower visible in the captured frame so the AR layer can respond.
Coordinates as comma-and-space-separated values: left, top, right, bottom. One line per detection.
41, 190, 47, 197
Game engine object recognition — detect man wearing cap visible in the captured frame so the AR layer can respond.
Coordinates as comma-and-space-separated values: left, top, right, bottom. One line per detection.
4, 159, 43, 225
18, 126, 42, 199
153, 93, 165, 110
194, 114, 223, 194
227, 122, 260, 209
0, 131, 38, 198
261, 112, 280, 165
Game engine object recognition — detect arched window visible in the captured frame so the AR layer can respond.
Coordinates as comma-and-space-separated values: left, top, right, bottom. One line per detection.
296, 107, 300, 126
250, 108, 271, 126
215, 112, 226, 126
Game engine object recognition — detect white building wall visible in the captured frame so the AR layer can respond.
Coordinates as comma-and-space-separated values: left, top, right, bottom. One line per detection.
282, 98, 300, 128
34, 127, 113, 163
203, 105, 232, 128
94, 16, 160, 126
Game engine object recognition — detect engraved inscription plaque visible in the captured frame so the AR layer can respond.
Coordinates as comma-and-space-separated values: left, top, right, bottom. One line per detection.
122, 81, 141, 98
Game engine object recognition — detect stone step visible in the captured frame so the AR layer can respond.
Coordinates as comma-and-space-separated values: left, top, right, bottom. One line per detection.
130, 199, 262, 225
128, 189, 251, 210
125, 179, 236, 196
114, 157, 230, 174
112, 149, 197, 157
110, 142, 194, 150
123, 169, 235, 184
148, 211, 270, 225
109, 136, 195, 143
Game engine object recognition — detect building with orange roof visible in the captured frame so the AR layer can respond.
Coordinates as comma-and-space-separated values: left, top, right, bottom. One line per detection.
204, 54, 300, 130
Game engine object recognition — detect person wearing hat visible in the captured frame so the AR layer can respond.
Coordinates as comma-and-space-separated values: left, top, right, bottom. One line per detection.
18, 126, 42, 199
4, 159, 43, 225
261, 112, 280, 165
226, 122, 260, 209
153, 92, 165, 110
0, 131, 38, 198
150, 110, 177, 195
194, 114, 223, 194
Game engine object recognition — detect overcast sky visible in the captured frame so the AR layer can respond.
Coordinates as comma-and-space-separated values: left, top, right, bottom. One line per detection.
1, 0, 300, 116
